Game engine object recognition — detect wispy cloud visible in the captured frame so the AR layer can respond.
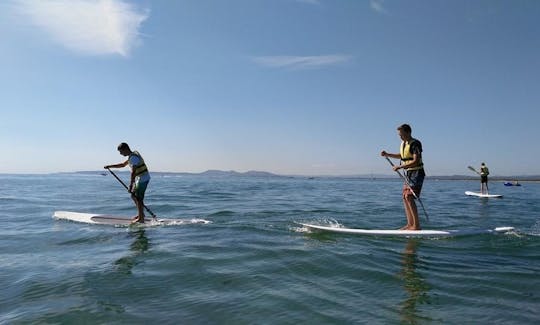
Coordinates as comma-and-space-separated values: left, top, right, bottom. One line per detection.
13, 0, 149, 57
253, 55, 352, 70
370, 0, 389, 15
295, 0, 322, 5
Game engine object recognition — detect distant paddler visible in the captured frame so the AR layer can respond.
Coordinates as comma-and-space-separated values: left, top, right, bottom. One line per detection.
479, 163, 490, 194
381, 124, 426, 231
467, 163, 490, 194
104, 143, 151, 223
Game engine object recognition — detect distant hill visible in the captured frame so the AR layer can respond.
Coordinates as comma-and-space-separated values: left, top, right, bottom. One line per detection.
68, 170, 540, 181
73, 170, 281, 177
197, 170, 280, 177
427, 175, 540, 181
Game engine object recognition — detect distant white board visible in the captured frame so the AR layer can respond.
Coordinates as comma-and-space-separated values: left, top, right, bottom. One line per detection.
465, 191, 503, 198
53, 211, 211, 227
299, 223, 514, 238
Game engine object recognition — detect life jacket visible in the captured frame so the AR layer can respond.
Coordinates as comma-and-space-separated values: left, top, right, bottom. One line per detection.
400, 139, 424, 171
480, 166, 489, 176
129, 151, 148, 177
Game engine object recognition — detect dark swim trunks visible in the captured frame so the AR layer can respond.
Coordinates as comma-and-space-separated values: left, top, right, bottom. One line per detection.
133, 180, 149, 200
403, 169, 425, 198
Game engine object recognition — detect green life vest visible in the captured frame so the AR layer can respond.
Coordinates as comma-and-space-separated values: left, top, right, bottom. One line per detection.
130, 151, 148, 177
400, 139, 424, 171
480, 166, 489, 176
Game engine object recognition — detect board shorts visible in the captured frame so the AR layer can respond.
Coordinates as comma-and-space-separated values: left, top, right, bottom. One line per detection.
133, 180, 149, 201
403, 169, 425, 198
481, 176, 488, 183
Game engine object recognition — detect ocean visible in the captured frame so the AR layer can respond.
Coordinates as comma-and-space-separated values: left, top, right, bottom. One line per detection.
1, 173, 539, 324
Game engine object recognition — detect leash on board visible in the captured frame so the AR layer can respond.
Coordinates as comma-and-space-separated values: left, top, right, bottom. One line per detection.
385, 157, 429, 221
106, 168, 158, 220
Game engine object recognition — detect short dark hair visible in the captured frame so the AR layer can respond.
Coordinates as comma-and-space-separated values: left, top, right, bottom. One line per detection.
397, 124, 412, 134
117, 142, 130, 151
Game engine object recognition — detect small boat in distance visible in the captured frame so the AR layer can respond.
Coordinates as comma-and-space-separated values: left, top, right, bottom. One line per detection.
504, 181, 521, 186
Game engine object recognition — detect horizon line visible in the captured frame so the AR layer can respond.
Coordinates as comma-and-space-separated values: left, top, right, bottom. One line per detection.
2, 169, 540, 180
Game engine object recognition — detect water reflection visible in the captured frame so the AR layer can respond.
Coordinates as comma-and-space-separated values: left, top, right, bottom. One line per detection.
399, 239, 430, 323
478, 198, 490, 219
114, 229, 149, 274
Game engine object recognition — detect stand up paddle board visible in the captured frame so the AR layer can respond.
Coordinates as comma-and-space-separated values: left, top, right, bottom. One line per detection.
299, 223, 514, 238
53, 211, 211, 226
465, 191, 503, 198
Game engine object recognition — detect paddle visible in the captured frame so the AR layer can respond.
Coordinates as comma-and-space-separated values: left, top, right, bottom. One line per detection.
467, 166, 481, 175
106, 168, 157, 220
385, 156, 429, 221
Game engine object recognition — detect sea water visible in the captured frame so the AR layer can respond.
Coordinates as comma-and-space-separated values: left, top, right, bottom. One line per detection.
1, 174, 539, 324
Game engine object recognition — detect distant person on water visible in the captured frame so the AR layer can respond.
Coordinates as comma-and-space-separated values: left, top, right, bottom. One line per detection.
480, 162, 489, 194
104, 143, 150, 223
381, 124, 425, 231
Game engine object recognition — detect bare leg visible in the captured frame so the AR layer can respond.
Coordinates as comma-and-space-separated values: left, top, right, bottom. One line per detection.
131, 195, 145, 223
401, 197, 413, 229
404, 195, 421, 230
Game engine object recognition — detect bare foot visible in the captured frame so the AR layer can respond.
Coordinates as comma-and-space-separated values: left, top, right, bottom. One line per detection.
131, 216, 145, 224
399, 225, 410, 230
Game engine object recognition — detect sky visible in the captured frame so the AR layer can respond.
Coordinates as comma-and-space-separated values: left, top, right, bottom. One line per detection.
1, 0, 539, 176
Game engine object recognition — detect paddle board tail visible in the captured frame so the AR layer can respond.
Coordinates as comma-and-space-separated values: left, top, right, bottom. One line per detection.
53, 211, 211, 226
298, 222, 515, 238
465, 191, 503, 198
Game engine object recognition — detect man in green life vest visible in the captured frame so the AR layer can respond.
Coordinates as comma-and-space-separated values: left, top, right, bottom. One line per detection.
381, 124, 425, 230
104, 143, 151, 223
480, 162, 489, 194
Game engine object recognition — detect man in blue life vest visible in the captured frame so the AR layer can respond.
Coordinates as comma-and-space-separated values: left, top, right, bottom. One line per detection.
381, 124, 425, 230
104, 143, 151, 223
480, 162, 489, 194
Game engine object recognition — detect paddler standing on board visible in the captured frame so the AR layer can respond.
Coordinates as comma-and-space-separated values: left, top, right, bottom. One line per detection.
480, 162, 489, 194
104, 143, 151, 223
381, 124, 425, 230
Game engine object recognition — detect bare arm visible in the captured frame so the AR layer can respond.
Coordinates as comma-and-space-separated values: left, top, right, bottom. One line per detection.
104, 160, 129, 169
395, 153, 421, 171
129, 168, 136, 191
380, 151, 401, 160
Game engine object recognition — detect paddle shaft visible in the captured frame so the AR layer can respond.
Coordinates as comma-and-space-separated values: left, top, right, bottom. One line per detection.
468, 166, 481, 175
385, 156, 429, 221
106, 168, 157, 219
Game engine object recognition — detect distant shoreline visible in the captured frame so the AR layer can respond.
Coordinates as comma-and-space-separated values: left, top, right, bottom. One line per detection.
23, 170, 540, 182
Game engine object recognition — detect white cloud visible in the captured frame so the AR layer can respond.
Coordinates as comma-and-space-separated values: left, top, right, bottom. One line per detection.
295, 0, 321, 5
14, 0, 149, 57
370, 0, 389, 15
253, 55, 352, 69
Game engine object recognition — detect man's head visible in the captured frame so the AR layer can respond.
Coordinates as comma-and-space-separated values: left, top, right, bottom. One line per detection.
117, 142, 131, 156
397, 124, 412, 141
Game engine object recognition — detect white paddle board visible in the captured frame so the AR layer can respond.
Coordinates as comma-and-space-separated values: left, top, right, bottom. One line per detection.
465, 191, 503, 198
299, 223, 514, 238
53, 211, 211, 226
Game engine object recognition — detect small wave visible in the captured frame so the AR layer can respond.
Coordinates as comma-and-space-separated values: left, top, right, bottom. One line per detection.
140, 218, 212, 227
527, 220, 540, 236
305, 217, 343, 227
208, 210, 236, 217
291, 217, 344, 233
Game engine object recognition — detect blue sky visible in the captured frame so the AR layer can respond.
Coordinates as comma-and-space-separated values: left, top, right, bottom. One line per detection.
1, 0, 539, 175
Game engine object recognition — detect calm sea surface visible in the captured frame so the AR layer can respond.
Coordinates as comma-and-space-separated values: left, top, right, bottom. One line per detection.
1, 174, 539, 324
